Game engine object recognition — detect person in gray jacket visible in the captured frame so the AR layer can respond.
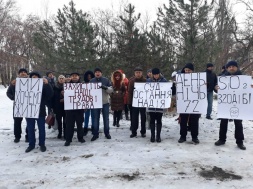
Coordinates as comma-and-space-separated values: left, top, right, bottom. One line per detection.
90, 68, 113, 141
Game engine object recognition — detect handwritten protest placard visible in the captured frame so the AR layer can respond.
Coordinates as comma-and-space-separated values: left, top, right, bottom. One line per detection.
14, 78, 43, 118
64, 83, 102, 110
176, 72, 207, 114
132, 82, 172, 108
217, 75, 253, 120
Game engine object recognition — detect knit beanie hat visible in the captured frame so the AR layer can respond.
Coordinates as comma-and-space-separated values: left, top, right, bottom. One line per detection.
94, 67, 102, 73
29, 71, 41, 78
152, 68, 160, 75
226, 61, 238, 68
206, 63, 214, 68
184, 63, 194, 71
18, 68, 28, 74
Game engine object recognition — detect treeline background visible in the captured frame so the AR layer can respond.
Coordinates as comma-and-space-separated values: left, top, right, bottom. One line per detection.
0, 0, 253, 86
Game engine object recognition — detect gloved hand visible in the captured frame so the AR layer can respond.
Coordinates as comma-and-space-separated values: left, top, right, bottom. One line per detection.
100, 85, 108, 90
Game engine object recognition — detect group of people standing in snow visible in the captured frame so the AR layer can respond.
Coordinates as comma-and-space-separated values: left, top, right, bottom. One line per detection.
6, 60, 249, 153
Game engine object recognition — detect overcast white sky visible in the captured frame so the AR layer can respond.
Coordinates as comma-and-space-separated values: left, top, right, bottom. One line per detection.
16, 0, 247, 24
16, 0, 167, 20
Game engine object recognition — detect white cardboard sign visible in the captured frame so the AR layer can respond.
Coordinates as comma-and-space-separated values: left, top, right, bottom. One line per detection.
14, 78, 43, 118
132, 82, 172, 108
64, 83, 102, 110
176, 72, 207, 114
217, 75, 253, 120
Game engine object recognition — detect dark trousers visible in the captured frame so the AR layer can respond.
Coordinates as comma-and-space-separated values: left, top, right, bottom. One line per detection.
26, 117, 46, 147
149, 112, 163, 125
14, 117, 28, 140
56, 110, 66, 137
131, 107, 146, 135
124, 104, 129, 116
219, 119, 244, 144
149, 112, 163, 137
180, 113, 200, 139
65, 110, 84, 142
113, 110, 122, 124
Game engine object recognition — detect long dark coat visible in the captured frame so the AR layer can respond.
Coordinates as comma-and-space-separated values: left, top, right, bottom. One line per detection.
110, 70, 125, 111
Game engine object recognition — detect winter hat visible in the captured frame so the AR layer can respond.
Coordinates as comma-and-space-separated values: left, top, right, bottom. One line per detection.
152, 68, 160, 75
226, 61, 238, 68
171, 71, 177, 78
29, 71, 41, 78
18, 68, 28, 74
94, 67, 102, 73
206, 63, 214, 68
58, 75, 65, 79
184, 63, 194, 71
70, 72, 80, 76
147, 69, 152, 73
46, 71, 52, 76
134, 67, 143, 72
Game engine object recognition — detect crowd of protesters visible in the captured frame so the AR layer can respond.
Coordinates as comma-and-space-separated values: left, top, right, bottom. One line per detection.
6, 60, 250, 153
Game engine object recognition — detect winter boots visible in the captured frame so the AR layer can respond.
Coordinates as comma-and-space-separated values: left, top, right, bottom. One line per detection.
150, 124, 162, 143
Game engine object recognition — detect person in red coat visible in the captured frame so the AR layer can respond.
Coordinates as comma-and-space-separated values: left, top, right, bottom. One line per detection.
118, 70, 129, 120
110, 70, 126, 127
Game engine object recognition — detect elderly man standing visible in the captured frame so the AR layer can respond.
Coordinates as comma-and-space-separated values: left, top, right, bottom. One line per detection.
90, 68, 113, 141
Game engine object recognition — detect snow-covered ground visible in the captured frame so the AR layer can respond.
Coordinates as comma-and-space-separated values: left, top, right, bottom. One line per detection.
0, 85, 253, 189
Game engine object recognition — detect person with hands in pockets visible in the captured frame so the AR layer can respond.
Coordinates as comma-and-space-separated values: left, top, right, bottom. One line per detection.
90, 68, 113, 141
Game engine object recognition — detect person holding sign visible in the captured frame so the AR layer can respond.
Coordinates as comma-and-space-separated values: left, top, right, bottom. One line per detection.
147, 68, 167, 142
25, 71, 53, 153
214, 61, 246, 150
110, 70, 126, 127
64, 72, 86, 146
178, 63, 201, 144
6, 68, 29, 143
128, 67, 147, 138
90, 68, 113, 141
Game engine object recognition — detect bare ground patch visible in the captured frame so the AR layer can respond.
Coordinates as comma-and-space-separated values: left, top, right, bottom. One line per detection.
199, 166, 242, 181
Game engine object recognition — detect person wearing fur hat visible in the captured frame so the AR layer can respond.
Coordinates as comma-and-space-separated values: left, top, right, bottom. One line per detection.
178, 63, 201, 144
205, 63, 217, 120
83, 70, 95, 136
64, 72, 86, 146
6, 68, 29, 143
90, 68, 113, 141
147, 68, 167, 142
128, 67, 147, 138
25, 71, 54, 152
214, 61, 246, 150
110, 70, 126, 127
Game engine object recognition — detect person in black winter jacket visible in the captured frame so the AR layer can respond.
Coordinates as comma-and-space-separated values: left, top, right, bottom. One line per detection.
64, 72, 85, 146
178, 63, 201, 144
214, 61, 247, 150
45, 71, 56, 129
83, 70, 95, 136
25, 71, 54, 153
6, 68, 29, 143
205, 63, 217, 120
147, 68, 167, 142
52, 75, 66, 139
